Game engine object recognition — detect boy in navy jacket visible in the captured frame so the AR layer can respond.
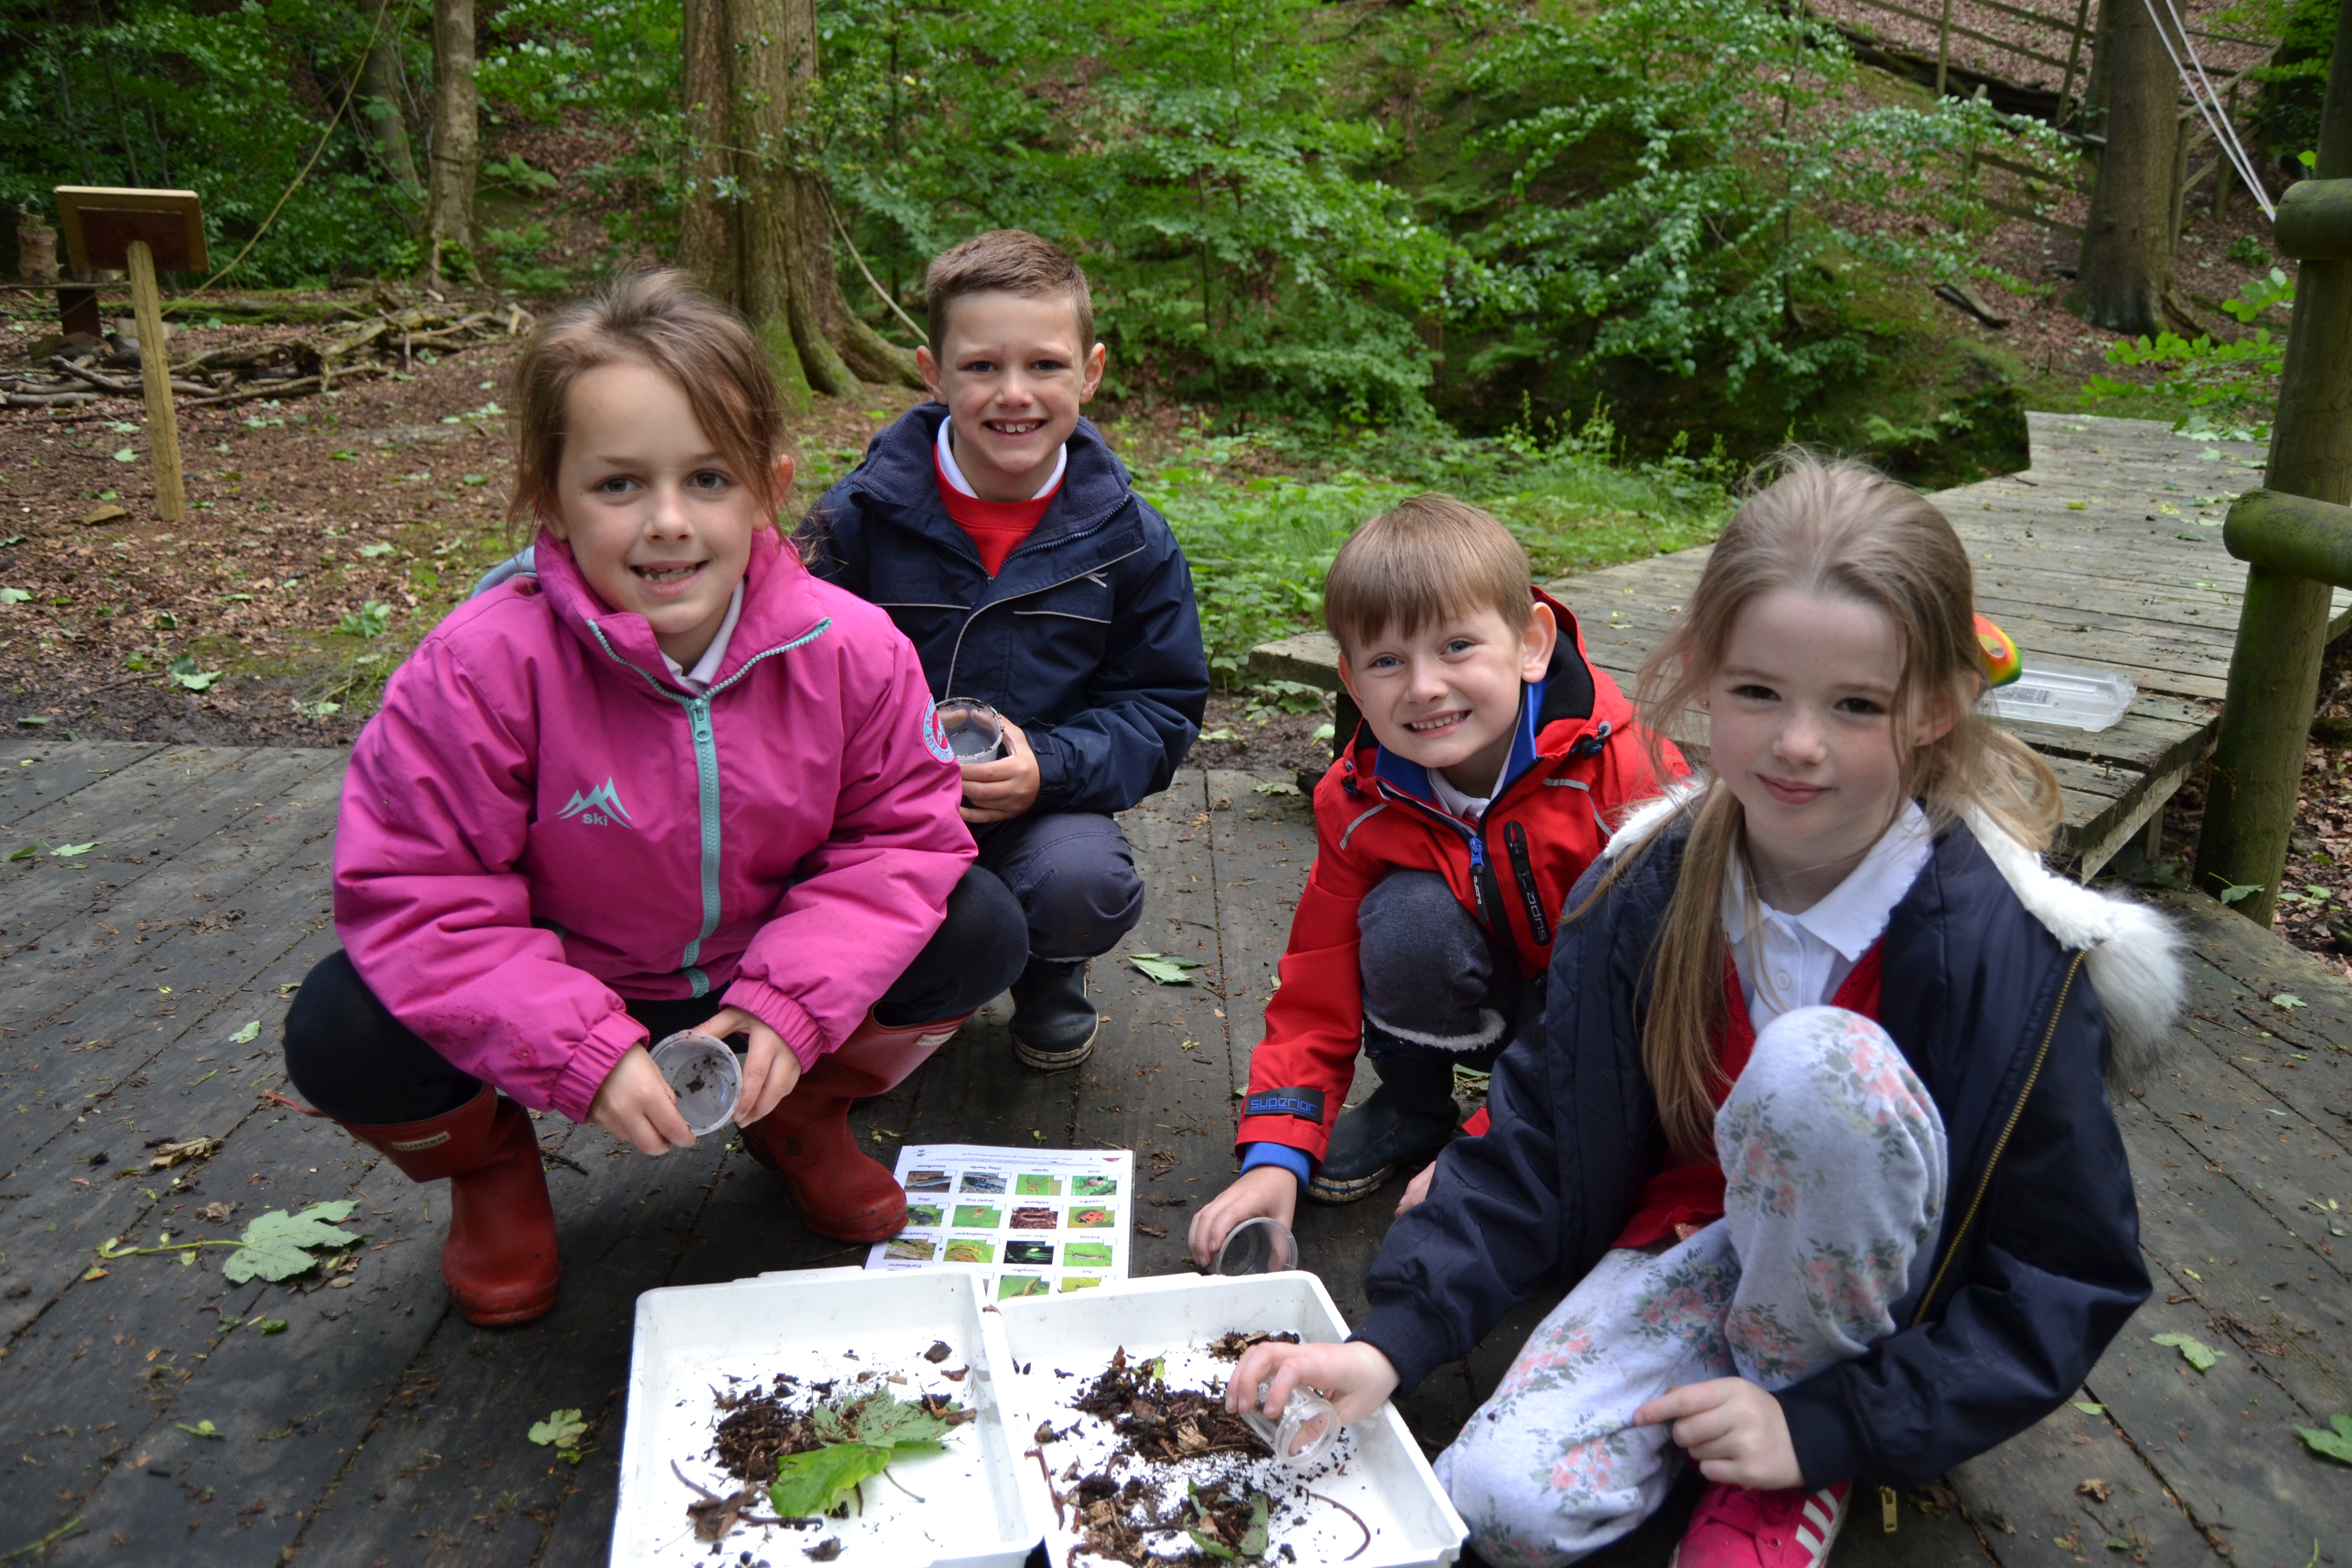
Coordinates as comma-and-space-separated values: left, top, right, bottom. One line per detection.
803, 231, 1209, 1070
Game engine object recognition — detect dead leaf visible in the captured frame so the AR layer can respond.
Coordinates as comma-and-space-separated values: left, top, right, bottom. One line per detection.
2077, 1479, 2113, 1502
79, 503, 128, 526
148, 1136, 224, 1171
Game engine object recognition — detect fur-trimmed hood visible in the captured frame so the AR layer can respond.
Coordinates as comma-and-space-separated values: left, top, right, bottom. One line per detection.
1599, 785, 2185, 1086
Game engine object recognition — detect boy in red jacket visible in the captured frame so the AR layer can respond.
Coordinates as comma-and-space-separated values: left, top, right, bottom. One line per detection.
1190, 496, 1682, 1261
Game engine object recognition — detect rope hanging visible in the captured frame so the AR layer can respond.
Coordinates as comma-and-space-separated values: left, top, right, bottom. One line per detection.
2141, 0, 2275, 221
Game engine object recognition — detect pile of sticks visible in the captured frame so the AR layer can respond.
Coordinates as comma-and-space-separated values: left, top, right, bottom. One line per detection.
1, 301, 535, 411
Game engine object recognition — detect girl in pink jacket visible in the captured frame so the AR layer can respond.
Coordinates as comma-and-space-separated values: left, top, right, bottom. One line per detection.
281, 272, 1026, 1327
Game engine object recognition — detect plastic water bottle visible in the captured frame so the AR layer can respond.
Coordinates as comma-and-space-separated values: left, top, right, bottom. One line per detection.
1238, 1382, 1342, 1470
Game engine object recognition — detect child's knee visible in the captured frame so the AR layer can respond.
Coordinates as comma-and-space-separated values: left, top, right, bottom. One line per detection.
1442, 1422, 1668, 1567
1717, 1005, 1946, 1206
1358, 870, 1499, 1034
1003, 817, 1143, 958
1733, 1006, 1933, 1127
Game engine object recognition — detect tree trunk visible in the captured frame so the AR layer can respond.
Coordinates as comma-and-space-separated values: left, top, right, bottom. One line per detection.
2071, 0, 2190, 335
677, 0, 922, 398
423, 0, 478, 284
362, 12, 424, 207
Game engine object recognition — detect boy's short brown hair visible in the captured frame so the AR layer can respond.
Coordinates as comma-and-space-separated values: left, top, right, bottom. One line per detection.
1324, 495, 1533, 655
925, 229, 1095, 352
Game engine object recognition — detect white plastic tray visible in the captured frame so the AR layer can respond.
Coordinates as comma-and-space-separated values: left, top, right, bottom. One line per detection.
991, 1271, 1468, 1568
611, 1267, 1050, 1567
1980, 662, 2137, 732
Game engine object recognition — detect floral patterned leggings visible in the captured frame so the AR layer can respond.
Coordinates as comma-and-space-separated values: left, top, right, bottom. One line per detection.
1432, 1006, 1949, 1568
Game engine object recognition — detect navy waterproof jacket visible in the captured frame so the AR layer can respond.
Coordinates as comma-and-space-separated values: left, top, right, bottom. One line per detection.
1351, 813, 2153, 1488
799, 406, 1209, 818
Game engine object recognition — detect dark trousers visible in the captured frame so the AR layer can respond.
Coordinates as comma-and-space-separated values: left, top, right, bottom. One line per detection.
284, 865, 1028, 1125
1357, 868, 1531, 1072
972, 811, 1145, 965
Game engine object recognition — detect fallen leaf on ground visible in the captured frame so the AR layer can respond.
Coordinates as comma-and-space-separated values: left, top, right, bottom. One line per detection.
528, 1408, 589, 1451
149, 1136, 224, 1171
1128, 952, 1203, 986
78, 503, 128, 525
222, 1200, 360, 1283
176, 1419, 222, 1439
2151, 1332, 2223, 1372
2296, 1413, 2352, 1464
230, 1020, 260, 1045
2272, 992, 2307, 1010
2076, 1478, 2112, 1501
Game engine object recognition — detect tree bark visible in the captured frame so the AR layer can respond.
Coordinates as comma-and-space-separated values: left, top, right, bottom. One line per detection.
677, 0, 922, 397
362, 11, 424, 207
423, 0, 478, 284
2071, 0, 2192, 335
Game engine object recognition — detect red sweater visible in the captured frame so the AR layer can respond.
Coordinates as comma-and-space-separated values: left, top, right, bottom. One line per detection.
1610, 942, 1886, 1248
935, 449, 1058, 576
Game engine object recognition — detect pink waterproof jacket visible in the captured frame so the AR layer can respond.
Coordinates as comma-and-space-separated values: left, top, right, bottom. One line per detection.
333, 526, 974, 1124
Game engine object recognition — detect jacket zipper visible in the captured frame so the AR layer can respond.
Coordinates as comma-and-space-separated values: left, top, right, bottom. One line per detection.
1906, 948, 2087, 1327
1379, 783, 1512, 948
1505, 821, 1551, 945
940, 543, 1145, 697
585, 617, 833, 993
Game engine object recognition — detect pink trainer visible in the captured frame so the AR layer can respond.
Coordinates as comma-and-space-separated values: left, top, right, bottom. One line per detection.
1668, 1480, 1850, 1567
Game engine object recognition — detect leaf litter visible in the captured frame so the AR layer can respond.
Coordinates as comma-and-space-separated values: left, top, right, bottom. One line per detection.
1037, 1338, 1364, 1565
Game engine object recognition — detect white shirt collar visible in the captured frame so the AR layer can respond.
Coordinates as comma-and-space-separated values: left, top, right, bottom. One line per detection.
1426, 748, 1512, 823
1725, 801, 1933, 960
660, 581, 744, 694
936, 416, 1066, 501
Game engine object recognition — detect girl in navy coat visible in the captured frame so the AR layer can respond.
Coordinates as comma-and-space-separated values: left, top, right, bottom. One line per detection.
1229, 456, 2180, 1568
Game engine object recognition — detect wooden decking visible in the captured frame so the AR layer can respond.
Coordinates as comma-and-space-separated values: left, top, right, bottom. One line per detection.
1251, 411, 2352, 878
2, 740, 2348, 1566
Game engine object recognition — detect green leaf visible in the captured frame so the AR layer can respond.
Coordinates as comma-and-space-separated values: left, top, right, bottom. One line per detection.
843, 1387, 958, 1447
528, 1408, 588, 1450
2073, 1401, 2105, 1415
112, 447, 137, 463
1251, 779, 1300, 796
222, 1201, 361, 1283
2151, 1332, 2224, 1372
167, 656, 221, 692
176, 1419, 222, 1439
0, 587, 30, 604
769, 1442, 893, 1518
230, 1020, 260, 1045
52, 842, 95, 857
2217, 883, 2263, 905
14, 715, 47, 727
358, 542, 395, 558
1187, 1531, 1240, 1563
8, 844, 36, 861
2296, 1414, 2352, 1464
2272, 993, 2307, 1011
254, 1318, 288, 1335
1129, 952, 1203, 985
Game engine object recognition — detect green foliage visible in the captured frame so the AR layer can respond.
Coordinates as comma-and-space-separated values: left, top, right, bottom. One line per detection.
1128, 952, 1203, 985
2298, 1413, 2352, 1464
528, 1407, 590, 1456
766, 1388, 961, 1520
337, 601, 393, 639
94, 1199, 361, 1282
2151, 1331, 2225, 1373
2086, 271, 2293, 439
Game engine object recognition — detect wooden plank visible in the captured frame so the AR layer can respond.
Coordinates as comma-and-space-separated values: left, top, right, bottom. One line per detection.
1947, 1394, 2219, 1564
1077, 772, 1249, 1282
0, 740, 166, 819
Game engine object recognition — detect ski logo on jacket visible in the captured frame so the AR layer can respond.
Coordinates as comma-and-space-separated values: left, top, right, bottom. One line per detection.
921, 700, 957, 764
557, 777, 634, 828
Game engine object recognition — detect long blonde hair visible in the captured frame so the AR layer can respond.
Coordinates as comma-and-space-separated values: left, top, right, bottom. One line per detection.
1613, 452, 2062, 1159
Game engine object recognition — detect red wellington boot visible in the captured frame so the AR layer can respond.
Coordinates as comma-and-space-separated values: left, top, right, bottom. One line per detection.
741, 1009, 970, 1242
341, 1085, 560, 1327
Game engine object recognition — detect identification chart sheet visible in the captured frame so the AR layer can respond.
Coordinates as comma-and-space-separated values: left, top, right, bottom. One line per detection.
865, 1143, 1134, 1300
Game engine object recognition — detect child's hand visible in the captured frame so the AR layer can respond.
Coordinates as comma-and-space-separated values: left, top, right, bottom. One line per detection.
1395, 1161, 1436, 1216
1187, 1165, 1299, 1266
1225, 1339, 1400, 1428
589, 1044, 695, 1154
1633, 1378, 1802, 1490
695, 1006, 801, 1125
960, 718, 1041, 824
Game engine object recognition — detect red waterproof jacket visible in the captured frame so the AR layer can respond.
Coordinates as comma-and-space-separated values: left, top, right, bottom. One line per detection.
1234, 591, 1685, 1166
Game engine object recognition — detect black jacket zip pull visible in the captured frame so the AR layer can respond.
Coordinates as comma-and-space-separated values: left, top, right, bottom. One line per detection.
1504, 821, 1552, 945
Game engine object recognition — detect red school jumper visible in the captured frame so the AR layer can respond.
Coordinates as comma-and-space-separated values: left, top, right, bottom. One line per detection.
935, 448, 1059, 576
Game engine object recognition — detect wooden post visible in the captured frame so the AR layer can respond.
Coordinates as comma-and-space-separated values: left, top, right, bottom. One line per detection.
2058, 0, 2095, 124
2215, 81, 2239, 217
124, 238, 184, 523
2195, 3, 2352, 925
1936, 0, 1955, 95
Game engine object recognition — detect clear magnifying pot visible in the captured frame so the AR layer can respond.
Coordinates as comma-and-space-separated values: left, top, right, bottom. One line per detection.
1213, 1216, 1299, 1276
649, 1031, 742, 1139
1237, 1382, 1342, 1470
936, 697, 1007, 763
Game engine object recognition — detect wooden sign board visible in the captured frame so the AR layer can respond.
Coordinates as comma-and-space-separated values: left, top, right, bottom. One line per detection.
52, 187, 208, 275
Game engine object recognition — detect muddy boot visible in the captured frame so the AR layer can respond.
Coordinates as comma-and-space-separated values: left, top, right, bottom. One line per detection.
1010, 957, 1099, 1071
1306, 1047, 1460, 1204
741, 1009, 969, 1241
342, 1085, 560, 1327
